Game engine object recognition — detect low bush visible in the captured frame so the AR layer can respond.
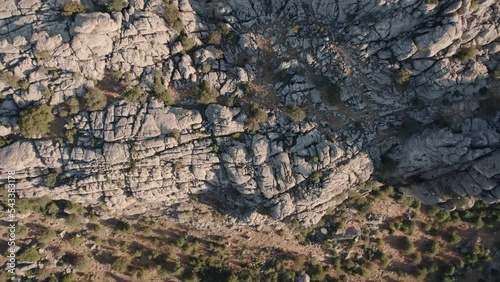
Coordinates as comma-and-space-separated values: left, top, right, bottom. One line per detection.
123, 86, 146, 104
17, 247, 41, 262
207, 31, 222, 46
112, 256, 130, 273
20, 104, 55, 138
1, 72, 29, 90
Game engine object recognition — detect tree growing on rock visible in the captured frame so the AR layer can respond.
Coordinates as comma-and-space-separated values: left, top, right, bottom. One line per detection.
20, 104, 55, 138
84, 88, 107, 111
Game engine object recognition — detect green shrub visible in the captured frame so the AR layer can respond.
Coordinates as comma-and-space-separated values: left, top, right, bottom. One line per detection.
20, 104, 55, 138
399, 236, 414, 254
286, 106, 306, 122
425, 0, 438, 4
84, 88, 107, 111
1, 72, 29, 90
61, 273, 74, 282
42, 86, 54, 101
0, 136, 12, 147
45, 172, 58, 187
174, 161, 186, 171
123, 86, 146, 103
424, 241, 439, 255
35, 50, 52, 61
17, 247, 41, 262
68, 97, 80, 115
395, 69, 411, 89
458, 46, 477, 62
207, 31, 222, 46
246, 103, 268, 132
180, 36, 195, 53
201, 63, 212, 74
107, 0, 128, 12
194, 81, 219, 105
163, 1, 183, 33
61, 2, 86, 17
115, 220, 133, 234
152, 70, 174, 106
40, 228, 57, 243
75, 256, 90, 271
172, 128, 181, 143
112, 256, 130, 273
44, 201, 59, 217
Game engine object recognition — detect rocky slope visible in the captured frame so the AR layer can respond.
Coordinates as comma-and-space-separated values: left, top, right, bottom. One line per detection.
0, 0, 499, 225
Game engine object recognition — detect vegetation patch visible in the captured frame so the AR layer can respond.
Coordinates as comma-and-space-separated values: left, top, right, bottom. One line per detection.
458, 46, 478, 63
194, 81, 219, 105
246, 103, 268, 132
285, 106, 306, 122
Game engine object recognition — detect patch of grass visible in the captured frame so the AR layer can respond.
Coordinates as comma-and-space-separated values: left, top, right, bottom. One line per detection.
61, 2, 86, 17
20, 104, 55, 138
84, 88, 107, 111
201, 63, 212, 74
174, 161, 186, 171
425, 0, 439, 5
172, 128, 181, 143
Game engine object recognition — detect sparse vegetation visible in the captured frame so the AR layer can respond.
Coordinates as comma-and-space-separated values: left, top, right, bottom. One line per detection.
20, 104, 55, 138
123, 85, 147, 104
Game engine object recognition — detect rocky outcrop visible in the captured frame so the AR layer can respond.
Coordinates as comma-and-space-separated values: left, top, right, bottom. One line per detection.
0, 102, 371, 225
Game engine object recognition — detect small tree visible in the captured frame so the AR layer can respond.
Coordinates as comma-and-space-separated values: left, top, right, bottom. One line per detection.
400, 236, 414, 254
207, 31, 222, 46
84, 88, 107, 111
20, 104, 55, 138
458, 46, 477, 62
180, 35, 195, 53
